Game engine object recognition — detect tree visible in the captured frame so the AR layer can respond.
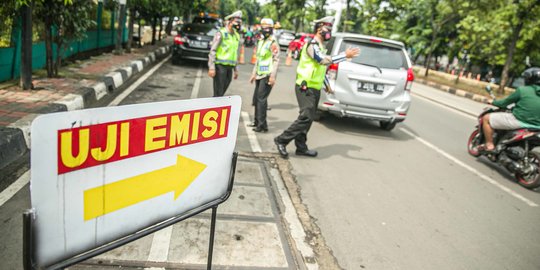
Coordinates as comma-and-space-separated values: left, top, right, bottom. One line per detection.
35, 0, 94, 77
457, 0, 540, 93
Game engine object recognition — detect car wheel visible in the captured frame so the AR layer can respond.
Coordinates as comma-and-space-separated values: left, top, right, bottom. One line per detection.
379, 121, 396, 131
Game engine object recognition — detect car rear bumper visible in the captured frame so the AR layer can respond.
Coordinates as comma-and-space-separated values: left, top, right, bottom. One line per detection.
173, 45, 209, 61
318, 92, 410, 122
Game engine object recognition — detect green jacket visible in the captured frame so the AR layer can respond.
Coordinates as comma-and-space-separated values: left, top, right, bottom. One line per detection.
492, 84, 540, 128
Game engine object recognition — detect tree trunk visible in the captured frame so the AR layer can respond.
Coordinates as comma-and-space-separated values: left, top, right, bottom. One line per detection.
151, 16, 157, 45
126, 7, 134, 53
138, 16, 142, 47
499, 21, 523, 94
54, 41, 62, 77
158, 17, 162, 41
165, 16, 173, 35
20, 3, 33, 90
44, 23, 54, 78
423, 26, 439, 77
344, 0, 351, 32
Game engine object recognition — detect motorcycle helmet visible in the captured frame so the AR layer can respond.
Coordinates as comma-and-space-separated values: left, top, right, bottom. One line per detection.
522, 67, 540, 86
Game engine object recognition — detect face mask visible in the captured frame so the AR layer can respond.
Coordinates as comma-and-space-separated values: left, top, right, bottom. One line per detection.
232, 23, 241, 31
261, 28, 273, 38
321, 30, 332, 41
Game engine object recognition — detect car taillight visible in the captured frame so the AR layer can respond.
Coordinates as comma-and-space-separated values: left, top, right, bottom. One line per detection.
405, 67, 414, 91
328, 63, 339, 80
369, 38, 382, 43
174, 35, 184, 45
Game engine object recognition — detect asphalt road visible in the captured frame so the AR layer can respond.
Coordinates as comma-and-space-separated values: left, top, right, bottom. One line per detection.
1, 50, 539, 269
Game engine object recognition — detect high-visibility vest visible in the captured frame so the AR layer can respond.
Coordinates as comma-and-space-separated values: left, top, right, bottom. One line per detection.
295, 40, 327, 90
216, 28, 240, 66
256, 38, 274, 76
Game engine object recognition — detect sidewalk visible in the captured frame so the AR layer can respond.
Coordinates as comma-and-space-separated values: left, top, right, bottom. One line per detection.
0, 38, 172, 188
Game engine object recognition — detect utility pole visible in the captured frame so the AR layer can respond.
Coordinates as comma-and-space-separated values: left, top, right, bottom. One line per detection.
20, 2, 33, 90
115, 0, 126, 55
333, 0, 343, 34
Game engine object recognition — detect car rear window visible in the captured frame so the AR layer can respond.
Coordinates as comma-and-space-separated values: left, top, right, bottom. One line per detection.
340, 40, 408, 70
182, 24, 218, 36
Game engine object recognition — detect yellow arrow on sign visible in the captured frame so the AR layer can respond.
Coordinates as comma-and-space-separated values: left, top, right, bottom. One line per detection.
83, 154, 207, 221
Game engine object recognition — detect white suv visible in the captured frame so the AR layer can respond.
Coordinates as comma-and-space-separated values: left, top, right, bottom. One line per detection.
318, 33, 414, 131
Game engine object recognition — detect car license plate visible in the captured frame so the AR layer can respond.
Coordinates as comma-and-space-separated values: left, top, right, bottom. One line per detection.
190, 41, 207, 49
357, 82, 384, 94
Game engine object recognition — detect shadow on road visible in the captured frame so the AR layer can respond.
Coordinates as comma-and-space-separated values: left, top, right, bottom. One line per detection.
310, 143, 378, 162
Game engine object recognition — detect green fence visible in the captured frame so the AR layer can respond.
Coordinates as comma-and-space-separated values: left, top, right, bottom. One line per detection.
0, 5, 127, 83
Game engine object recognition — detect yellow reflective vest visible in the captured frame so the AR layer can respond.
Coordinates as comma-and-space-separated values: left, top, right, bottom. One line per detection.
256, 38, 274, 76
295, 40, 327, 90
216, 28, 240, 66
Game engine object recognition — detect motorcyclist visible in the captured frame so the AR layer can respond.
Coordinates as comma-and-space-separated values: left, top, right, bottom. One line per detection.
482, 67, 540, 151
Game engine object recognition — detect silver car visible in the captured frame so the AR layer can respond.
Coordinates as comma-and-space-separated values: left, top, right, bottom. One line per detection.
318, 33, 414, 131
276, 30, 295, 50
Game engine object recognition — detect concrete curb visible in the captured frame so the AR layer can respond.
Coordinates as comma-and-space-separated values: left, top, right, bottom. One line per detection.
0, 45, 171, 184
415, 78, 490, 104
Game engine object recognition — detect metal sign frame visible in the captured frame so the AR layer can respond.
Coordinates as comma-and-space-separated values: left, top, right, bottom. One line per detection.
23, 152, 238, 270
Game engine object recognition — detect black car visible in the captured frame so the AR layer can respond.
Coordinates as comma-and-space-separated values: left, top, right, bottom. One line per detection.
172, 23, 218, 64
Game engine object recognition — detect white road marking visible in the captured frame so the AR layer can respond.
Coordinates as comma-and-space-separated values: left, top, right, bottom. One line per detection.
190, 67, 203, 99
241, 111, 262, 152
0, 171, 29, 207
147, 225, 173, 262
108, 55, 171, 107
400, 127, 538, 207
412, 92, 477, 120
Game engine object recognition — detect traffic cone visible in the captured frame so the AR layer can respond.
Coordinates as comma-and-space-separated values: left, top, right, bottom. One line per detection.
239, 45, 245, 64
250, 46, 257, 65
285, 49, 292, 66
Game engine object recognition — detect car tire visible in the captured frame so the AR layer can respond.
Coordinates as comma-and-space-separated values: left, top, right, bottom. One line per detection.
379, 121, 396, 131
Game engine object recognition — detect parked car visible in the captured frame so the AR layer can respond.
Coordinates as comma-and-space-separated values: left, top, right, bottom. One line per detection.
275, 30, 295, 50
172, 23, 218, 65
288, 33, 314, 59
318, 33, 414, 131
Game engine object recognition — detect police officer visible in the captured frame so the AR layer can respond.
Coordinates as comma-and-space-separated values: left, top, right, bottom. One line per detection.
208, 10, 243, 97
248, 18, 280, 133
274, 16, 359, 158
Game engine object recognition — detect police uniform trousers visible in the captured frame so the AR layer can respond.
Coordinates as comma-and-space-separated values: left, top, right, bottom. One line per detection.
253, 76, 273, 129
213, 64, 234, 97
275, 85, 320, 151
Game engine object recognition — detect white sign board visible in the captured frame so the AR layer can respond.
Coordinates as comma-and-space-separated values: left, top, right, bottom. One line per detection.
30, 96, 241, 267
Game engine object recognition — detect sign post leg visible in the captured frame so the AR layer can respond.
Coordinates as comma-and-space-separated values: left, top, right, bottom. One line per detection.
23, 209, 35, 270
207, 206, 218, 270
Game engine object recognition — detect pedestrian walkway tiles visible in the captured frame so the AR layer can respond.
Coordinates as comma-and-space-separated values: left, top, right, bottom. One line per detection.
74, 157, 299, 269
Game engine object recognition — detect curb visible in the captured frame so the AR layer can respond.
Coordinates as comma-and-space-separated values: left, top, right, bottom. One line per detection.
0, 45, 171, 187
415, 78, 490, 104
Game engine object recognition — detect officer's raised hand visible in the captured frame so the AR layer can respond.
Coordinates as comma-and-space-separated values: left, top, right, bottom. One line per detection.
345, 47, 360, 59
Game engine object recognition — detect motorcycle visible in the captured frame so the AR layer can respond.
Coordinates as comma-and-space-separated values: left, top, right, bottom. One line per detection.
467, 86, 540, 189
244, 36, 254, 47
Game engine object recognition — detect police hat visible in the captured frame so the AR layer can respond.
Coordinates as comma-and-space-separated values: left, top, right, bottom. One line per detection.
261, 18, 274, 28
225, 10, 243, 21
314, 16, 334, 27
